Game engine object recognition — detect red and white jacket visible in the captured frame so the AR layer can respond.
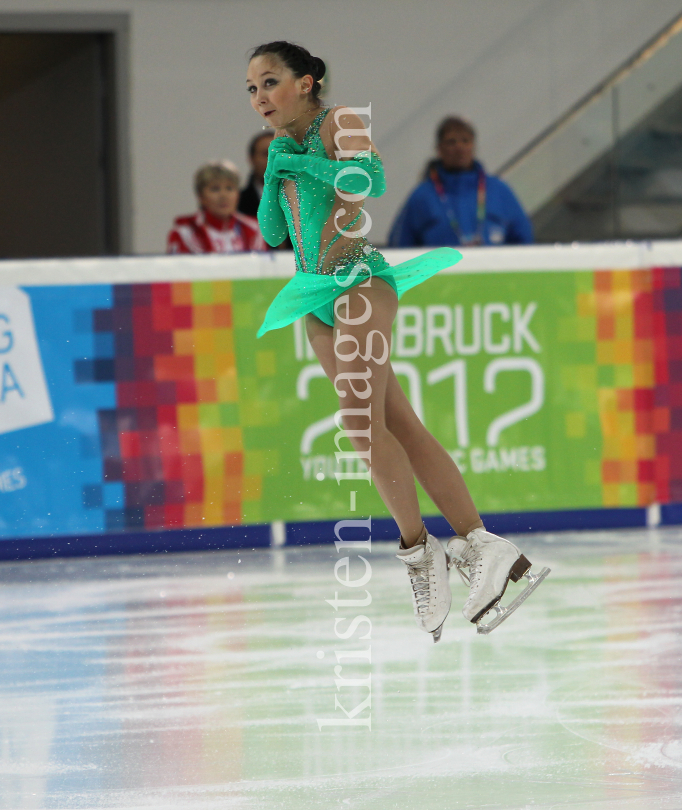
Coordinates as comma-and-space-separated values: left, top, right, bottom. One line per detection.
167, 208, 267, 254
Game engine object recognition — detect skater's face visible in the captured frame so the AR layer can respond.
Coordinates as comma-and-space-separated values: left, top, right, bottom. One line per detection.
438, 127, 476, 171
246, 55, 313, 128
198, 177, 239, 221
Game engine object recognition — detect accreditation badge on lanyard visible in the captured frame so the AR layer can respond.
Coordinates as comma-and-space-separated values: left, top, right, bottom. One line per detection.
429, 165, 486, 246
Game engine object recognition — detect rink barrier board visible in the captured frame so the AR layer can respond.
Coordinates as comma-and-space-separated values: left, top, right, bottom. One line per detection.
1, 502, 678, 561
3, 240, 682, 284
0, 508, 645, 561
282, 506, 654, 546
0, 523, 271, 561
1, 243, 682, 558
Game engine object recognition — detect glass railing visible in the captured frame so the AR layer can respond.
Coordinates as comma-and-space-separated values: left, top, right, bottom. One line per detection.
500, 13, 682, 242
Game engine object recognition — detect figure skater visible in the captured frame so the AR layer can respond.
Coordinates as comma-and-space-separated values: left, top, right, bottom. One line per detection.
246, 41, 548, 640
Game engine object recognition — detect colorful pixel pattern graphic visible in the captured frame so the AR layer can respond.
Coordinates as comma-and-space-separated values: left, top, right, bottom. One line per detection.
652, 267, 682, 503
564, 267, 682, 508
67, 269, 682, 536
76, 282, 249, 530
594, 269, 656, 507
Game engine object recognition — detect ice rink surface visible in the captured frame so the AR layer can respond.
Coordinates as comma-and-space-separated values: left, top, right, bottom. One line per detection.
0, 527, 681, 810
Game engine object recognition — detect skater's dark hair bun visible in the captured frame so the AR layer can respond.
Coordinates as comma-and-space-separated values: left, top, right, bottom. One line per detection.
250, 41, 326, 100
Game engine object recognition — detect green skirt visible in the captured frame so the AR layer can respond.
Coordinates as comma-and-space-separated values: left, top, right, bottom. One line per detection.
256, 247, 462, 338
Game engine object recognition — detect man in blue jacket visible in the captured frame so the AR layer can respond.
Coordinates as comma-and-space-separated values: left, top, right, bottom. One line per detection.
389, 116, 533, 247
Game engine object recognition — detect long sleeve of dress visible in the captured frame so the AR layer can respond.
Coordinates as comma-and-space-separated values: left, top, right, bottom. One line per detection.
272, 150, 387, 198
256, 180, 288, 247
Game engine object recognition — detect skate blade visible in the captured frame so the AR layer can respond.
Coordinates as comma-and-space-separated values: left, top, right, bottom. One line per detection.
476, 566, 550, 635
431, 621, 445, 643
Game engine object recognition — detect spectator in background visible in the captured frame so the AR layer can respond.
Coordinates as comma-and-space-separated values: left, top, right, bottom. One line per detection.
239, 131, 292, 249
389, 116, 533, 247
238, 132, 273, 218
167, 160, 266, 254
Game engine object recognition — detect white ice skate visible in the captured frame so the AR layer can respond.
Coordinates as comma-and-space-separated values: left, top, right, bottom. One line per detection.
396, 529, 452, 643
447, 528, 549, 634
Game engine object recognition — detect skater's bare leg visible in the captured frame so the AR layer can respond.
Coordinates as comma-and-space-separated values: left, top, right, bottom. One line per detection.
308, 296, 452, 641
305, 279, 423, 545
384, 367, 483, 537
308, 316, 482, 538
309, 303, 548, 634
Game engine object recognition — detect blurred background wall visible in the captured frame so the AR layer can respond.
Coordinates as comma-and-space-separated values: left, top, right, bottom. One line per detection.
1, 0, 682, 254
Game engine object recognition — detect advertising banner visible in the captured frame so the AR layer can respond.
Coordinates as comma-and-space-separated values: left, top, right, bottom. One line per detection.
0, 252, 680, 540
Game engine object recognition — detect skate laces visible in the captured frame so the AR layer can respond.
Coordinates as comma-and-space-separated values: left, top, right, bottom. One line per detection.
450, 536, 485, 593
402, 545, 435, 615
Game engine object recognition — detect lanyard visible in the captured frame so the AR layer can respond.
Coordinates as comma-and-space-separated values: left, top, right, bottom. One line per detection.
429, 164, 486, 246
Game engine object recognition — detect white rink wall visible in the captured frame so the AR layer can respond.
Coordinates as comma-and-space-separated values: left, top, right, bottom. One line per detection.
1, 0, 681, 252
3, 241, 682, 286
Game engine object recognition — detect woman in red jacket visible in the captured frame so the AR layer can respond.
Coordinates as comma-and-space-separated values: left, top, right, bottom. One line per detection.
167, 160, 266, 254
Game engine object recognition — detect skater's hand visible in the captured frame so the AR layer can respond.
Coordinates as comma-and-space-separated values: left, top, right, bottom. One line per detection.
268, 135, 302, 154
265, 137, 303, 184
269, 151, 304, 181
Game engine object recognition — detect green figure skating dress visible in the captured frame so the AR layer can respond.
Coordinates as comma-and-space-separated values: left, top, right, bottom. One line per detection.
256, 107, 462, 337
